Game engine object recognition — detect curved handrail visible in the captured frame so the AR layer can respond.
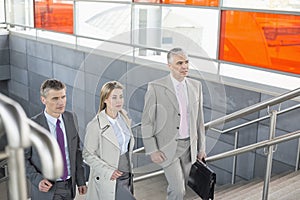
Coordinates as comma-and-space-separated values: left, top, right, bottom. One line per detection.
205, 87, 300, 129
206, 130, 300, 162
0, 93, 63, 199
26, 119, 63, 179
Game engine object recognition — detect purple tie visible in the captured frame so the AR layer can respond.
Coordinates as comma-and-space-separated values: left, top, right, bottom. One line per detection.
56, 119, 68, 180
178, 83, 189, 138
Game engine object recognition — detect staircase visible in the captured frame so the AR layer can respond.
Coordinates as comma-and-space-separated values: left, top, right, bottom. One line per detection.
215, 170, 300, 200
130, 170, 300, 200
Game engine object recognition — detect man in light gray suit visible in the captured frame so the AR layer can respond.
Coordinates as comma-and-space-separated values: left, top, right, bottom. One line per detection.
142, 48, 206, 200
25, 79, 87, 200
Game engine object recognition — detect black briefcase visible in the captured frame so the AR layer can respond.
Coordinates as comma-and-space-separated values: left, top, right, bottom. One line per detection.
188, 160, 216, 200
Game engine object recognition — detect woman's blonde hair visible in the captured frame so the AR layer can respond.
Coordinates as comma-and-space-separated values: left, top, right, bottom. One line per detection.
98, 81, 124, 113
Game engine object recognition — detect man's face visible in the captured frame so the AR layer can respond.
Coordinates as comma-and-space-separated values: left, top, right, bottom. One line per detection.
41, 89, 66, 118
168, 54, 189, 81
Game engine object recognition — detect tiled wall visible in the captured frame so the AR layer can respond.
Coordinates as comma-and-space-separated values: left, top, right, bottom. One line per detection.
4, 33, 300, 185
0, 32, 10, 95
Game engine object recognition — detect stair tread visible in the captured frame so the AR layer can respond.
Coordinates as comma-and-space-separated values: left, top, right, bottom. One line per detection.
215, 171, 300, 200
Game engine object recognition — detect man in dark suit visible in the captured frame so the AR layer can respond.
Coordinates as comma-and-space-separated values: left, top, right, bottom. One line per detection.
25, 79, 87, 200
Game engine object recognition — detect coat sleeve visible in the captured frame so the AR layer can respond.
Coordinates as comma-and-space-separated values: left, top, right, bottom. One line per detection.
83, 119, 115, 180
197, 83, 206, 153
141, 83, 159, 154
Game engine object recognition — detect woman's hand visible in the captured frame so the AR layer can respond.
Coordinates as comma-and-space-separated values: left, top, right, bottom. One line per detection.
110, 170, 123, 180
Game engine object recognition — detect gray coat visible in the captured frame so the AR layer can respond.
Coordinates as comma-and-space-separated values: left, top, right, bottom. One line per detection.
25, 111, 86, 200
142, 75, 206, 167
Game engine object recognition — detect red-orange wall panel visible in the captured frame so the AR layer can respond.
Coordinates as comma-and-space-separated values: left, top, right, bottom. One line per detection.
219, 10, 300, 74
35, 0, 73, 34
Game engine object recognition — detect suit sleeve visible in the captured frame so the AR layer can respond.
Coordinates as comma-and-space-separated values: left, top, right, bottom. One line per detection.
72, 113, 86, 186
197, 83, 206, 153
24, 116, 45, 187
141, 83, 159, 154
24, 146, 44, 187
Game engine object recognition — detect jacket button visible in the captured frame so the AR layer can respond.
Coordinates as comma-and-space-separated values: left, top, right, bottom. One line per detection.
178, 113, 180, 116
96, 177, 100, 180
177, 127, 179, 129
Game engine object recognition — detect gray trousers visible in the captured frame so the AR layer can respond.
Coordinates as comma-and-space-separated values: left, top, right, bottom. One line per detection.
163, 139, 192, 200
115, 172, 136, 200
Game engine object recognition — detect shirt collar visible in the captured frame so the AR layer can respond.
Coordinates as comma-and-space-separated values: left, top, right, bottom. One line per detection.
104, 110, 120, 125
170, 74, 186, 89
44, 110, 63, 126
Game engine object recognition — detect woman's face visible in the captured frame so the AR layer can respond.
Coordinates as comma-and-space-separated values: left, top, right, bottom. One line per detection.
104, 88, 124, 113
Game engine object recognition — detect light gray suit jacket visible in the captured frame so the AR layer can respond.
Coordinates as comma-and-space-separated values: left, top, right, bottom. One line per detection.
25, 111, 86, 200
142, 75, 206, 167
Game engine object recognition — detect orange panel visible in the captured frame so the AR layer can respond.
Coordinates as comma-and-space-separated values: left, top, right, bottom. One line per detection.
133, 0, 219, 6
34, 0, 73, 34
219, 10, 300, 75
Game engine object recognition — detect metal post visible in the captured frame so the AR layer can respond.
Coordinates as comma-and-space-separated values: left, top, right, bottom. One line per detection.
262, 110, 277, 200
7, 147, 27, 200
231, 131, 239, 184
295, 138, 300, 171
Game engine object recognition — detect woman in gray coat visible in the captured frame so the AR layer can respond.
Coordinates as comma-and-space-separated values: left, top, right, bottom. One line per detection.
83, 81, 135, 200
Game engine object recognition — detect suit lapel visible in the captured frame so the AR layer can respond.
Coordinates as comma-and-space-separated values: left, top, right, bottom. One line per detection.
98, 113, 120, 149
186, 78, 196, 113
163, 76, 180, 113
62, 113, 72, 148
39, 113, 50, 131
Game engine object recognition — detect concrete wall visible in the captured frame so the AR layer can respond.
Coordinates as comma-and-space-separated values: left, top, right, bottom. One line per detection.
3, 33, 300, 186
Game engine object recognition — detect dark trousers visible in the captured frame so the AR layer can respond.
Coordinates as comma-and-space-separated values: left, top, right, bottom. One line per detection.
53, 179, 72, 200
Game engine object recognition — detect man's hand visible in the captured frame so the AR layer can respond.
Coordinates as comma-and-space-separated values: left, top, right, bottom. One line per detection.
110, 170, 123, 181
78, 185, 87, 195
150, 151, 167, 163
38, 179, 53, 192
197, 151, 206, 161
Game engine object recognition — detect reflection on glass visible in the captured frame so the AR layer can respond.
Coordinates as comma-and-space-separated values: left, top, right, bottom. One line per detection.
0, 0, 4, 23
223, 0, 300, 12
34, 0, 73, 34
6, 0, 34, 26
219, 10, 300, 74
75, 2, 131, 43
133, 0, 219, 6
133, 6, 218, 59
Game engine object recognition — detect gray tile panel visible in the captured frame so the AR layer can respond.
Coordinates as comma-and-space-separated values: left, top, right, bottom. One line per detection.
8, 80, 29, 101
0, 65, 10, 80
0, 49, 9, 65
9, 35, 26, 53
28, 56, 53, 77
10, 65, 28, 85
10, 50, 27, 69
27, 39, 52, 61
53, 45, 84, 70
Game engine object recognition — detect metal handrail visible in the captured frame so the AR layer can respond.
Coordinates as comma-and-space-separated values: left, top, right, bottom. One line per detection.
206, 130, 300, 162
0, 93, 63, 200
132, 87, 300, 200
132, 88, 300, 154
211, 103, 300, 134
205, 87, 300, 129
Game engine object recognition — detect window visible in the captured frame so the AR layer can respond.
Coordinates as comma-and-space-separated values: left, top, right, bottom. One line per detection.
219, 10, 300, 74
34, 0, 73, 34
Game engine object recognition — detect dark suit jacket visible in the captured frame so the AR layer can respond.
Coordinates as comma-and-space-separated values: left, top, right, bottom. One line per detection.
25, 111, 86, 200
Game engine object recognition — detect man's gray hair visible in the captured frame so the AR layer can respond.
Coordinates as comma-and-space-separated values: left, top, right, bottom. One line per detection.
167, 48, 188, 64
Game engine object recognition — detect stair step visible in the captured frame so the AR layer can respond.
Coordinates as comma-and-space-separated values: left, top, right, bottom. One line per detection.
215, 170, 300, 200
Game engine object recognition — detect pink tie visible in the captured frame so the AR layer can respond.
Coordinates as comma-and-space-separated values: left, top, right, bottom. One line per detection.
177, 83, 189, 138
56, 119, 68, 180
